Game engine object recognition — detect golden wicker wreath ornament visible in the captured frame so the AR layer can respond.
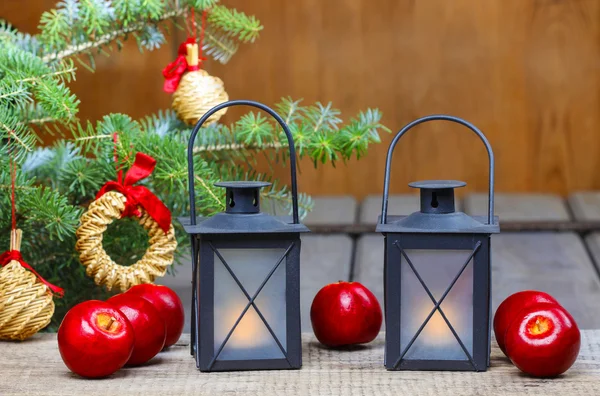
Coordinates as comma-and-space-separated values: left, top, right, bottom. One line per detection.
172, 43, 229, 126
75, 191, 177, 292
0, 230, 55, 340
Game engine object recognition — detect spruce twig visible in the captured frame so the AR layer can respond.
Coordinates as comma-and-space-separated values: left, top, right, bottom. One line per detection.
17, 66, 77, 83
195, 175, 225, 210
41, 9, 185, 63
194, 141, 285, 153
1, 124, 32, 151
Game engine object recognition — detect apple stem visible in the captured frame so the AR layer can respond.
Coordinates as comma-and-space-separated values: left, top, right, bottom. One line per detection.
104, 317, 116, 331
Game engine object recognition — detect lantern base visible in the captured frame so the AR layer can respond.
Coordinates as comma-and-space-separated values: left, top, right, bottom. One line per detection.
386, 359, 488, 372
198, 358, 300, 372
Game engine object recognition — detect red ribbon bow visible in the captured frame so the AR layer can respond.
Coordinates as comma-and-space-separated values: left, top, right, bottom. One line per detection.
162, 38, 205, 93
0, 250, 65, 297
97, 152, 172, 234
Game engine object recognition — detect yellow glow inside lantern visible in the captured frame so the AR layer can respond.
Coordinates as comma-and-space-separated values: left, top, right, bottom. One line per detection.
223, 302, 272, 350
421, 304, 456, 346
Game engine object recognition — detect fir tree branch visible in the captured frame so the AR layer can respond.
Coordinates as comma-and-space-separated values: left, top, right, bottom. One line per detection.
30, 78, 79, 122
310, 102, 341, 132
261, 189, 313, 218
0, 184, 37, 191
195, 174, 225, 210
17, 66, 77, 83
18, 117, 56, 126
1, 124, 33, 152
75, 134, 113, 142
41, 8, 185, 63
280, 98, 304, 125
203, 27, 238, 63
194, 141, 284, 153
208, 5, 262, 43
0, 88, 27, 100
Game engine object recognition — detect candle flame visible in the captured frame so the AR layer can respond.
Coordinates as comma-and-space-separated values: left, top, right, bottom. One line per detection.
224, 303, 272, 349
421, 304, 455, 345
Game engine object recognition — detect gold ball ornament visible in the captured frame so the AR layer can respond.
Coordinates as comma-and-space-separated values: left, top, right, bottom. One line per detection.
172, 43, 228, 126
0, 230, 55, 340
75, 191, 177, 292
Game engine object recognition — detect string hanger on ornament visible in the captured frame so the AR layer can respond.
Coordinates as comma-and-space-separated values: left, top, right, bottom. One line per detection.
100, 133, 172, 233
163, 7, 229, 126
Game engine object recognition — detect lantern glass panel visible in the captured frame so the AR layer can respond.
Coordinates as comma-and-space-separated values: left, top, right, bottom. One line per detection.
400, 249, 474, 360
213, 248, 287, 361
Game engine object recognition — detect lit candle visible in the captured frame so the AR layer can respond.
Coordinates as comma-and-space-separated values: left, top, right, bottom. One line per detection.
421, 304, 456, 346
221, 302, 272, 350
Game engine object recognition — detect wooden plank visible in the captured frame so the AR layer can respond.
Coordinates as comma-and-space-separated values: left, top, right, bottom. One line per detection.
299, 235, 353, 330
355, 233, 600, 329
464, 193, 572, 221
569, 192, 600, 221
585, 233, 600, 269
264, 196, 358, 226
308, 221, 600, 235
359, 194, 418, 224
303, 196, 358, 225
354, 234, 385, 310
158, 235, 353, 332
359, 194, 465, 224
2, 332, 600, 395
492, 233, 600, 329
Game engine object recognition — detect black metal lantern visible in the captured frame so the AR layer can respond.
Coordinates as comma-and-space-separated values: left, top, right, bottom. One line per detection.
180, 100, 309, 372
377, 115, 499, 372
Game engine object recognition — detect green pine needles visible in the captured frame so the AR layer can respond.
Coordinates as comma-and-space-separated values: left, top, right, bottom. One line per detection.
0, 0, 389, 330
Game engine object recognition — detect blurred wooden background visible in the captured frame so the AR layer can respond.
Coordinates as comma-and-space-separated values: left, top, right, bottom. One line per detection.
3, 0, 599, 198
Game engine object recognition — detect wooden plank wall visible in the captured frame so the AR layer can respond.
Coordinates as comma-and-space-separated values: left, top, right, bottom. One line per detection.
3, 0, 600, 199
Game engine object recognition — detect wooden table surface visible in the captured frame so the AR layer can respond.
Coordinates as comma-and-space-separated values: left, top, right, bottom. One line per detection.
1, 332, 599, 396
4, 193, 594, 395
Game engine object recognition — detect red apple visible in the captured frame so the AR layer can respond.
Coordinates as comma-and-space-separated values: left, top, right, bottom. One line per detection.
57, 300, 135, 378
125, 284, 184, 348
107, 293, 167, 365
310, 281, 382, 347
494, 290, 559, 356
505, 302, 580, 377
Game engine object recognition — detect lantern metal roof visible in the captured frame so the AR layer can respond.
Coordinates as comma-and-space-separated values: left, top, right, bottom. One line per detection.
180, 178, 309, 235
376, 179, 499, 234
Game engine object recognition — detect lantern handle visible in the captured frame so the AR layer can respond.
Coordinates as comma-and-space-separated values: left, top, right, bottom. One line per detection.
187, 100, 301, 225
380, 115, 495, 225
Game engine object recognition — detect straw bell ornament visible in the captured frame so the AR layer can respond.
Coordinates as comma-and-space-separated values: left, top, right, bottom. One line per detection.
165, 41, 229, 126
0, 229, 61, 340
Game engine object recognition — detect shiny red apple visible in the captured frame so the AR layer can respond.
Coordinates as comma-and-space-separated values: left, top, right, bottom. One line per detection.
125, 284, 184, 348
494, 290, 559, 356
505, 302, 580, 377
58, 300, 135, 378
310, 281, 382, 347
107, 293, 167, 365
